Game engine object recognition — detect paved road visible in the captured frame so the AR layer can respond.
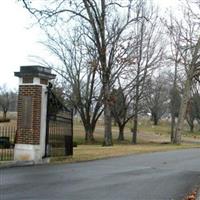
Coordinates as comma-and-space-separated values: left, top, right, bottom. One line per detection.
1, 149, 200, 200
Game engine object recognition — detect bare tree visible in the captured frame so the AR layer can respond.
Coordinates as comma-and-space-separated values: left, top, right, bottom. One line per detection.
171, 1, 200, 144
186, 83, 200, 132
193, 86, 200, 129
186, 99, 195, 132
124, 2, 164, 144
111, 81, 136, 141
9, 91, 18, 112
39, 29, 103, 142
20, 0, 146, 146
145, 74, 169, 125
0, 85, 10, 120
169, 85, 181, 136
163, 13, 183, 142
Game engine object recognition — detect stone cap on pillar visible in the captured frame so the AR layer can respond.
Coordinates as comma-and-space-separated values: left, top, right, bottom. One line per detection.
15, 65, 56, 80
14, 65, 56, 85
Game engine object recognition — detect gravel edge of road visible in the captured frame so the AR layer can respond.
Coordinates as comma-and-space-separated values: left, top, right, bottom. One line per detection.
0, 158, 50, 169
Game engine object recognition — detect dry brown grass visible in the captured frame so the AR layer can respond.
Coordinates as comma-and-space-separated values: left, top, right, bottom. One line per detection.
0, 120, 16, 127
1, 118, 200, 164
0, 112, 17, 120
50, 143, 200, 164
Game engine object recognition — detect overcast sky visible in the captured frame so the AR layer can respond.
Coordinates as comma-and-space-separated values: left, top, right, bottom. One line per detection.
0, 0, 178, 90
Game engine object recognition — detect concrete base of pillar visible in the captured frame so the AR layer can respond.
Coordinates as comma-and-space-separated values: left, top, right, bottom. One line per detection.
14, 144, 42, 161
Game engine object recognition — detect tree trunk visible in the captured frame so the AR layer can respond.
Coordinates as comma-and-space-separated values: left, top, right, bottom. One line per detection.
174, 34, 200, 144
3, 110, 7, 120
103, 103, 112, 146
188, 120, 194, 133
132, 113, 138, 144
197, 120, 200, 131
170, 113, 176, 142
132, 85, 139, 144
103, 83, 112, 146
118, 125, 125, 141
190, 123, 194, 132
173, 78, 192, 144
85, 126, 95, 142
153, 114, 158, 125
171, 52, 178, 143
100, 0, 112, 146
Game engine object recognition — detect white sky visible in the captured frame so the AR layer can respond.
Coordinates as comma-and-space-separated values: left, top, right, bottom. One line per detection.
0, 0, 178, 90
0, 0, 47, 90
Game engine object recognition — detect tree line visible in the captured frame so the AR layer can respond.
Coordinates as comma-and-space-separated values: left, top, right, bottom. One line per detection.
0, 85, 17, 121
17, 0, 200, 145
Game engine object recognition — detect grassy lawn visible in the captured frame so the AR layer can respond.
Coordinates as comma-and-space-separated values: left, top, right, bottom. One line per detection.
73, 118, 200, 145
49, 118, 200, 164
0, 116, 200, 164
138, 119, 200, 136
50, 143, 200, 164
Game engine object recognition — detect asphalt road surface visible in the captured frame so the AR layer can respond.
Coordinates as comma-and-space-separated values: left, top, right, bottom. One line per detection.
1, 148, 200, 200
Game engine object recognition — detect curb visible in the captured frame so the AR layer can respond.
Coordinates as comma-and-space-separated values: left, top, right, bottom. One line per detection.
0, 158, 50, 169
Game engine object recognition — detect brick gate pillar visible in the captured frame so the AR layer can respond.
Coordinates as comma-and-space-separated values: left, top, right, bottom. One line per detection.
14, 66, 56, 161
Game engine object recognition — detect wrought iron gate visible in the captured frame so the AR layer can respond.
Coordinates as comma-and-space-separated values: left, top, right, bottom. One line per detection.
0, 126, 16, 161
45, 83, 73, 157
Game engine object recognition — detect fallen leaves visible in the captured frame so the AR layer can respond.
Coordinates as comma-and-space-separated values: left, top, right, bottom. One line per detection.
184, 189, 198, 200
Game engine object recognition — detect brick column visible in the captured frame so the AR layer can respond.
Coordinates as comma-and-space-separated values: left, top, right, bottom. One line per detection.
14, 66, 55, 161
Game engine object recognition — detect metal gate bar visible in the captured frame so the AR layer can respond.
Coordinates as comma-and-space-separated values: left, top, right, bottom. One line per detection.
45, 84, 73, 157
0, 126, 16, 161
